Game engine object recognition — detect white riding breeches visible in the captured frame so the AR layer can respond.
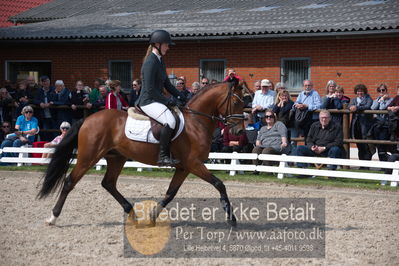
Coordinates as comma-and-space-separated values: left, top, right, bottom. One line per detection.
140, 102, 176, 129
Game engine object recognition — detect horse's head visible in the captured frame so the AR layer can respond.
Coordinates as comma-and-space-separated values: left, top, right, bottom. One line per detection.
218, 80, 249, 136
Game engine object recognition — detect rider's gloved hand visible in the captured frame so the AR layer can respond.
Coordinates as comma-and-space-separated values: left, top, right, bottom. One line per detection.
176, 92, 187, 106
167, 97, 178, 108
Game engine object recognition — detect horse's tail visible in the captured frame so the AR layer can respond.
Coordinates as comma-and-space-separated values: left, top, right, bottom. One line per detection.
37, 119, 84, 199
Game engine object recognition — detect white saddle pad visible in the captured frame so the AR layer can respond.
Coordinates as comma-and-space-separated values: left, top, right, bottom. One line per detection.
124, 111, 185, 144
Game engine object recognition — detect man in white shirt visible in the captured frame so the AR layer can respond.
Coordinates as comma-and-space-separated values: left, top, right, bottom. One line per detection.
252, 79, 276, 122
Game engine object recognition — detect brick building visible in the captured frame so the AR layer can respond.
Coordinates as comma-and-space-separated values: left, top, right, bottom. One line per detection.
0, 0, 398, 98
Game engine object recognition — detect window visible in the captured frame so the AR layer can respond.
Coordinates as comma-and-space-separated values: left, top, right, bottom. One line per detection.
6, 61, 51, 83
109, 60, 132, 93
281, 58, 310, 91
200, 59, 226, 82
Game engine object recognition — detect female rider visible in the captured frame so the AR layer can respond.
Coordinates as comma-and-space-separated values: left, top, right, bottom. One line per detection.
136, 30, 186, 166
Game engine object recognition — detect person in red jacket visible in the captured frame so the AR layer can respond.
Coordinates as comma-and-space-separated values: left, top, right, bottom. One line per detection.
105, 80, 128, 110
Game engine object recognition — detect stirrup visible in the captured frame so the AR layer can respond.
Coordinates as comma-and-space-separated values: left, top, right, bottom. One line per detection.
157, 156, 180, 166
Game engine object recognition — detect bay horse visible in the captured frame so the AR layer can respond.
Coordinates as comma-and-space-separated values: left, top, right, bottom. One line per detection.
38, 81, 249, 227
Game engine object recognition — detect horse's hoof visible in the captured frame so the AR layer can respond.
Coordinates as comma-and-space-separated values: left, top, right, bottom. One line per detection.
45, 214, 57, 226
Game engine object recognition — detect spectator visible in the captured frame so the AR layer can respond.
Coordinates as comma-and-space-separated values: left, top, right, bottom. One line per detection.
294, 110, 343, 178
26, 76, 40, 92
321, 86, 350, 125
105, 80, 128, 110
243, 80, 260, 108
223, 69, 242, 86
369, 84, 395, 162
292, 79, 322, 138
252, 79, 276, 122
0, 106, 38, 160
0, 87, 13, 123
221, 125, 250, 154
33, 75, 56, 141
51, 80, 71, 127
70, 80, 90, 124
210, 79, 218, 85
4, 80, 17, 100
14, 80, 35, 116
175, 77, 191, 100
348, 84, 373, 162
200, 77, 209, 89
273, 89, 294, 129
321, 80, 337, 107
210, 121, 225, 153
92, 85, 108, 110
129, 79, 141, 107
275, 82, 287, 93
190, 81, 200, 96
387, 86, 399, 140
89, 78, 105, 105
0, 121, 11, 143
252, 109, 289, 172
42, 121, 71, 159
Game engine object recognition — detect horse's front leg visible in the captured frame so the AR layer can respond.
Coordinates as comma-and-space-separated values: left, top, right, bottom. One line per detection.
150, 167, 188, 225
190, 162, 237, 227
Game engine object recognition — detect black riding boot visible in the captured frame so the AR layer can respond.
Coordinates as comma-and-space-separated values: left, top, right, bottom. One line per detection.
157, 124, 179, 166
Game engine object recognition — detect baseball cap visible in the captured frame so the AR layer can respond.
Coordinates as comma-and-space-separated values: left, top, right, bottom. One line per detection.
261, 79, 272, 87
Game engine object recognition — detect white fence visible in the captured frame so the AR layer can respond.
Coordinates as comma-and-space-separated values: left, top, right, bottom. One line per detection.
0, 147, 398, 187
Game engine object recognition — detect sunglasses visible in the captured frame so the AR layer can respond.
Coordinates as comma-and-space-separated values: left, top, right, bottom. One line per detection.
265, 115, 274, 119
377, 89, 387, 92
25, 111, 33, 114
61, 127, 70, 130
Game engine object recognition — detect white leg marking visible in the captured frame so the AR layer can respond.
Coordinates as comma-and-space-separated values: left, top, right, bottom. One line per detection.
46, 213, 57, 225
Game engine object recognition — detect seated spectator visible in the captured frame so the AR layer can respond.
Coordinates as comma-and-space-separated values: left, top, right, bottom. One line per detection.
294, 110, 343, 177
89, 78, 105, 107
0, 87, 13, 124
210, 121, 225, 153
0, 121, 11, 143
272, 89, 294, 130
175, 78, 192, 100
33, 75, 56, 141
252, 79, 276, 123
292, 79, 322, 138
243, 80, 260, 108
105, 80, 128, 110
252, 109, 289, 171
321, 86, 350, 125
129, 79, 141, 107
221, 125, 250, 153
91, 85, 108, 110
0, 106, 38, 160
210, 79, 218, 85
223, 69, 242, 86
70, 80, 90, 124
275, 82, 287, 93
387, 86, 399, 140
190, 82, 200, 96
348, 84, 373, 161
321, 80, 337, 107
200, 77, 209, 89
51, 80, 71, 127
42, 121, 71, 159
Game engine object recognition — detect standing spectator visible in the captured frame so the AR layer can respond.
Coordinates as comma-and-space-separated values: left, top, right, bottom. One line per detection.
51, 80, 71, 127
14, 80, 34, 116
252, 109, 289, 171
0, 121, 11, 143
292, 79, 322, 138
294, 110, 343, 177
387, 86, 399, 140
321, 80, 337, 107
175, 77, 191, 100
321, 86, 350, 125
92, 85, 108, 110
190, 82, 200, 96
129, 79, 141, 107
370, 83, 394, 162
272, 89, 294, 141
200, 77, 209, 89
0, 106, 38, 160
89, 78, 105, 105
252, 79, 276, 122
348, 84, 373, 162
105, 80, 128, 110
70, 80, 90, 124
34, 75, 56, 141
0, 87, 13, 123
42, 121, 71, 159
4, 80, 17, 100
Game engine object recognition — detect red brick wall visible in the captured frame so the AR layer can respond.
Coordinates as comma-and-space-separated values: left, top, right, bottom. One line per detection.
1, 36, 398, 99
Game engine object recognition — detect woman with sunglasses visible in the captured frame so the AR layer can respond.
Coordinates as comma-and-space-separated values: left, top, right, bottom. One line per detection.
252, 109, 289, 174
371, 83, 392, 121
42, 121, 71, 159
0, 105, 38, 160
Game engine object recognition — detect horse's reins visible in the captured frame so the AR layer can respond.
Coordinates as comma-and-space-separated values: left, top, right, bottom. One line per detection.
183, 84, 246, 127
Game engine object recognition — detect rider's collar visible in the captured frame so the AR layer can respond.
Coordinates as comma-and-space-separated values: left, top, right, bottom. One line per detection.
152, 51, 162, 62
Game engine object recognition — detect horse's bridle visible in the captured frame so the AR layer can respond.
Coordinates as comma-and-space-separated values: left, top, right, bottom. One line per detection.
184, 84, 247, 127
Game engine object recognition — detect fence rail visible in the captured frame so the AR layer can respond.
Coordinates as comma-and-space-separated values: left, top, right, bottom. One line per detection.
1, 147, 398, 187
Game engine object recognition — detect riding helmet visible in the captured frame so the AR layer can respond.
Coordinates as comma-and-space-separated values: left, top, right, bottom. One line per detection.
149, 30, 175, 45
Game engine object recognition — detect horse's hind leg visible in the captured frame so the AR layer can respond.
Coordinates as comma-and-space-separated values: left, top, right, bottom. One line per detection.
47, 153, 103, 225
150, 167, 189, 224
189, 162, 237, 227
101, 155, 132, 214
